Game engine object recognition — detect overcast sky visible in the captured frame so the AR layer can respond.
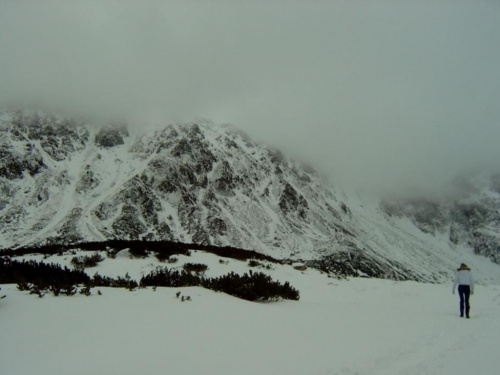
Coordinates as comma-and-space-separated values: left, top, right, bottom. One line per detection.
1, 1, 499, 197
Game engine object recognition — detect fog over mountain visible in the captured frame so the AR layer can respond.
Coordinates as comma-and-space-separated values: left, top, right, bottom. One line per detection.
1, 1, 499, 197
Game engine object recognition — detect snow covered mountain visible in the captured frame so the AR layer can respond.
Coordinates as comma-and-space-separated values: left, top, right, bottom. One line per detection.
1, 109, 499, 282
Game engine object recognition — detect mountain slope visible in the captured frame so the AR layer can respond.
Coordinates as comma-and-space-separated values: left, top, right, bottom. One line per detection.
1, 109, 499, 282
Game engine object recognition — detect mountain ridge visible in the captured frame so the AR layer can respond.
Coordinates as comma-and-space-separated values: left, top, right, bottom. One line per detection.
1, 109, 499, 283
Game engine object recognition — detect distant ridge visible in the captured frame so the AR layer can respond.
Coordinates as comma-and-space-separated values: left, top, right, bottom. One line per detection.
1, 109, 500, 282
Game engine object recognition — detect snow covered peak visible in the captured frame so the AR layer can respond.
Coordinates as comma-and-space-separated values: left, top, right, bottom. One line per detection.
1, 109, 499, 283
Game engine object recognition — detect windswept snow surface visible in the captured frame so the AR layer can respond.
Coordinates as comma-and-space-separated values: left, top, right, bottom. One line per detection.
1, 251, 499, 375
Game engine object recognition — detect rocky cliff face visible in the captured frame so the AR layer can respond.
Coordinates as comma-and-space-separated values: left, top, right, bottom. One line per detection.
380, 176, 500, 264
0, 110, 346, 254
1, 109, 499, 282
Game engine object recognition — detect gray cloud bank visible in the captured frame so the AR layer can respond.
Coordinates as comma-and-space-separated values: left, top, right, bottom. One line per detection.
1, 1, 499, 197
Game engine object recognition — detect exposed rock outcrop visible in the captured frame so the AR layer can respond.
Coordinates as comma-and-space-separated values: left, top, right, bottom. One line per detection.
1, 109, 499, 282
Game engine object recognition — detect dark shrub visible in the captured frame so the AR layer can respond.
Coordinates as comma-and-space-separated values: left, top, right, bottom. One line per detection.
206, 271, 300, 302
128, 246, 149, 258
0, 258, 140, 296
0, 257, 87, 297
154, 252, 179, 264
140, 267, 300, 302
90, 272, 138, 291
61, 285, 77, 296
0, 240, 280, 265
1, 257, 90, 286
183, 263, 208, 274
140, 267, 201, 288
106, 248, 119, 259
155, 251, 169, 262
113, 273, 139, 291
71, 252, 104, 270
80, 286, 92, 296
90, 272, 114, 287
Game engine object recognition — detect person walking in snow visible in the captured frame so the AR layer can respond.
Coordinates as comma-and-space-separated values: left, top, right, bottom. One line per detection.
452, 263, 474, 318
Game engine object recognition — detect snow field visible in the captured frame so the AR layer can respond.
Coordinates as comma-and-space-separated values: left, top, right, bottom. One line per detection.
1, 250, 499, 375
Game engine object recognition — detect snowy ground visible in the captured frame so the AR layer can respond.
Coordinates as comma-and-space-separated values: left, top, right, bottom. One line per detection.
1, 250, 499, 375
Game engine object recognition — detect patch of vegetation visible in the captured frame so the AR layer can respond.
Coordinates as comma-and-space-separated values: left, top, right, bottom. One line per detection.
140, 267, 299, 302
248, 259, 274, 270
139, 268, 201, 288
79, 286, 92, 296
205, 270, 299, 302
89, 272, 138, 291
1, 257, 89, 287
71, 252, 104, 270
106, 248, 119, 259
1, 257, 299, 302
167, 256, 179, 264
128, 247, 149, 258
1, 239, 280, 264
1, 240, 299, 302
182, 262, 208, 274
155, 251, 170, 262
0, 258, 138, 297
155, 252, 179, 264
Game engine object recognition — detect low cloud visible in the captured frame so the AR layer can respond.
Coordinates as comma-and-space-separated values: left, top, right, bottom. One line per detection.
1, 1, 499, 197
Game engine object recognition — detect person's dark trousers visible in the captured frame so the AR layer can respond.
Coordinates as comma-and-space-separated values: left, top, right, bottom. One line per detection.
458, 285, 471, 318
